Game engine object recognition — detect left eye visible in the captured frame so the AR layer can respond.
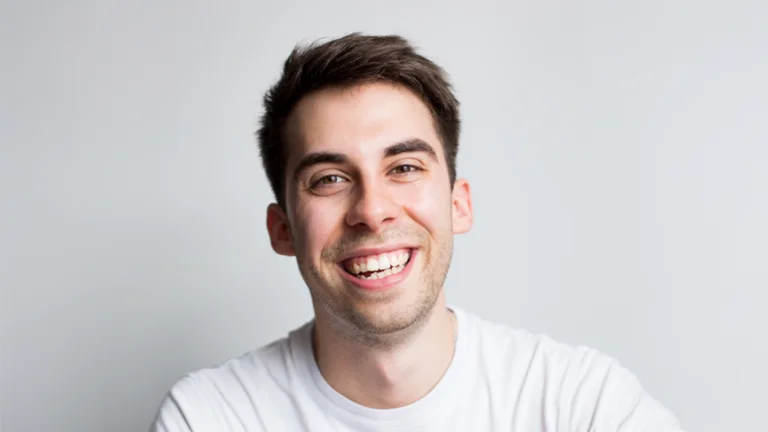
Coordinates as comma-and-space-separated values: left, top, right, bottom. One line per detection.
390, 164, 421, 174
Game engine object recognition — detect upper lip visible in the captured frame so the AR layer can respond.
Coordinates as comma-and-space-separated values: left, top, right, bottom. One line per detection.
337, 244, 416, 262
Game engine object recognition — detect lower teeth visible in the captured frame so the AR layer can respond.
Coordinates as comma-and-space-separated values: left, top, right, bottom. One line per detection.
355, 264, 404, 280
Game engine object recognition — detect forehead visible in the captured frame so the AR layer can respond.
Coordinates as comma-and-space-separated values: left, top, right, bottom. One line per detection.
284, 82, 444, 162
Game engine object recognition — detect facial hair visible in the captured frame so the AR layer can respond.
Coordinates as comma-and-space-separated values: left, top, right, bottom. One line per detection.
295, 225, 453, 346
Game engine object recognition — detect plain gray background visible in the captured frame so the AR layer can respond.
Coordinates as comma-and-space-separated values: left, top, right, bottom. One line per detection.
2, 1, 766, 431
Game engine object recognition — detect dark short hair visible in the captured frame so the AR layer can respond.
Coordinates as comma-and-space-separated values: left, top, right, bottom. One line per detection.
256, 32, 461, 209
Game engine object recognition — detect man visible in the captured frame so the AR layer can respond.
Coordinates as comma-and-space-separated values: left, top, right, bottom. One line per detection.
150, 33, 684, 431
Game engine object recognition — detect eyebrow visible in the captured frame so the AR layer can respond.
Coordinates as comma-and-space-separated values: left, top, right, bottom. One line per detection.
292, 138, 439, 182
383, 138, 438, 162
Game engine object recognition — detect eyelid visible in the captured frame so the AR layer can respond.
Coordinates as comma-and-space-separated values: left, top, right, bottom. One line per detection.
307, 167, 342, 181
388, 157, 426, 169
309, 171, 350, 189
388, 160, 426, 173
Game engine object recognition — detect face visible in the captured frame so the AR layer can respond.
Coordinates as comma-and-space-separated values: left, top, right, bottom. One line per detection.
267, 82, 472, 337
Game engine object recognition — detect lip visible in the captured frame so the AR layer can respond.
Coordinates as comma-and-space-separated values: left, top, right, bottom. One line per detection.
337, 244, 417, 262
338, 248, 417, 292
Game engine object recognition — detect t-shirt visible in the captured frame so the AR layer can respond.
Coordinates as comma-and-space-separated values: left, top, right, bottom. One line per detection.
149, 306, 684, 431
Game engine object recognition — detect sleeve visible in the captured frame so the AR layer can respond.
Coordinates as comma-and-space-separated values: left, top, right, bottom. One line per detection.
149, 390, 194, 432
564, 348, 686, 432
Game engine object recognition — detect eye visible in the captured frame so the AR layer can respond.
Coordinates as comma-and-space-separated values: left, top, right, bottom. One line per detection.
389, 164, 422, 175
311, 174, 348, 188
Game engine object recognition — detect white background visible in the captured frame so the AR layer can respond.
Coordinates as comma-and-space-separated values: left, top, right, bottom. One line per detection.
2, 1, 766, 431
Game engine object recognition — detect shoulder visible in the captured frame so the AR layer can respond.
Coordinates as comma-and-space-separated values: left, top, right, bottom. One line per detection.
459, 308, 684, 431
458, 306, 589, 371
182, 336, 294, 398
149, 331, 302, 432
461, 307, 642, 384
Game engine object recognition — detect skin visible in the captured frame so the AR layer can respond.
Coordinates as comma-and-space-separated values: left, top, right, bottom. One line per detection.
266, 81, 473, 409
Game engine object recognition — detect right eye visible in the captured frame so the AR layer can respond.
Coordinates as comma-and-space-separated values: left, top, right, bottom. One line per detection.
311, 174, 348, 188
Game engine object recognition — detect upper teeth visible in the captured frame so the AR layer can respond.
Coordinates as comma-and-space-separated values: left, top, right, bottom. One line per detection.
346, 250, 411, 275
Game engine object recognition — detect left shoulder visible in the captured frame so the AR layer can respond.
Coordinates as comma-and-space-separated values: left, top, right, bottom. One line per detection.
456, 308, 685, 431
554, 343, 684, 431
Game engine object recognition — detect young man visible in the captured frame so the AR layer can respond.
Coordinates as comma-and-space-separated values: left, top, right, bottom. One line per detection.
150, 33, 684, 431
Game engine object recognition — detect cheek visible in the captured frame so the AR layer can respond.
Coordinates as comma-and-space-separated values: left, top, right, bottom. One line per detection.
293, 199, 345, 257
401, 182, 453, 231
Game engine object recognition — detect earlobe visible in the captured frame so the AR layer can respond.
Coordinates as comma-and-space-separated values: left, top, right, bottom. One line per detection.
452, 179, 473, 234
266, 203, 296, 256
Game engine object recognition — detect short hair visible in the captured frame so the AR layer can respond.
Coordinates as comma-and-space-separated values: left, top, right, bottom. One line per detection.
257, 32, 461, 209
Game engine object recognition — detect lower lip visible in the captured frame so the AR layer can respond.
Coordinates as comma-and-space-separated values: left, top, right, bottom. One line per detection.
339, 249, 417, 292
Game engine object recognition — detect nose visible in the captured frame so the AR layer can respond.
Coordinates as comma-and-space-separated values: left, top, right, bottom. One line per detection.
344, 181, 400, 232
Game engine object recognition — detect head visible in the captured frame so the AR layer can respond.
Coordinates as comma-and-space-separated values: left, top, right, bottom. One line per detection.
258, 33, 472, 339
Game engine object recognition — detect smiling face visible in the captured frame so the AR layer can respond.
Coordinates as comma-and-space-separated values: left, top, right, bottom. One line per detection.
267, 82, 472, 337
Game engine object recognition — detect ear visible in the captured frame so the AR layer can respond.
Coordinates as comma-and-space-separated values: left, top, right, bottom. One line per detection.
451, 178, 473, 234
266, 203, 296, 256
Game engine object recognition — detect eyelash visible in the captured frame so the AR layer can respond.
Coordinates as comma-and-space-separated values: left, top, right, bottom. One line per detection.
390, 164, 422, 175
311, 164, 423, 188
313, 174, 347, 187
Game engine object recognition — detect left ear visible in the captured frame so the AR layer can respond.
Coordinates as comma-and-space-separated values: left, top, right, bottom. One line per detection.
451, 178, 473, 234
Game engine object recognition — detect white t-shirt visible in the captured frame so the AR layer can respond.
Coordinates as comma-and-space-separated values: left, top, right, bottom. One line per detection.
150, 306, 684, 431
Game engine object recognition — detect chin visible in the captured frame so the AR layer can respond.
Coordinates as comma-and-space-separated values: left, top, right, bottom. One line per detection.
344, 287, 437, 334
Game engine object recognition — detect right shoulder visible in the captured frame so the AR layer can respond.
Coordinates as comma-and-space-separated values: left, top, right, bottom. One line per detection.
150, 375, 201, 432
149, 337, 298, 432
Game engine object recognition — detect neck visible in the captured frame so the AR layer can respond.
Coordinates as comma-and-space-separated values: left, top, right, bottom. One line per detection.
312, 295, 457, 409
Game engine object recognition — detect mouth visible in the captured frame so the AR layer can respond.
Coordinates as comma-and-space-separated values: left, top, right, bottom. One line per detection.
337, 247, 416, 291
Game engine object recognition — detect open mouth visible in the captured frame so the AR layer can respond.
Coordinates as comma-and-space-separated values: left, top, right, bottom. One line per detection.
340, 248, 413, 280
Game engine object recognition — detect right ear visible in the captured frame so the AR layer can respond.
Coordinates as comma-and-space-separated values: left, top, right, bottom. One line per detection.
266, 203, 296, 256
